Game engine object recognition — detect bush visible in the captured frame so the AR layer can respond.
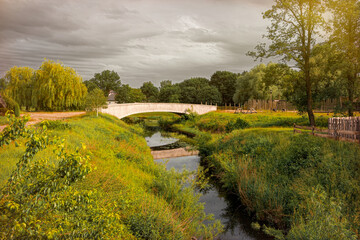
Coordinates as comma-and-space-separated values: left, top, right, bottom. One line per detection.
225, 118, 250, 132
14, 103, 20, 117
1, 93, 17, 111
39, 120, 71, 130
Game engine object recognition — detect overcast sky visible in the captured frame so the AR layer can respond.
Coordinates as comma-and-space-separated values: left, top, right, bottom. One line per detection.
0, 0, 274, 87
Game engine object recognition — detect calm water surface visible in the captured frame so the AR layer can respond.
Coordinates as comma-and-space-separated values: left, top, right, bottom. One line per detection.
147, 132, 273, 240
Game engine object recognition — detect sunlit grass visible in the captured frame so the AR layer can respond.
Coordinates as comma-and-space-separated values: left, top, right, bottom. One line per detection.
0, 113, 221, 239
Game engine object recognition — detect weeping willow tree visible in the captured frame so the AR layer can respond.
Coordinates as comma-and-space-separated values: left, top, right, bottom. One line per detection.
32, 60, 87, 111
3, 66, 34, 110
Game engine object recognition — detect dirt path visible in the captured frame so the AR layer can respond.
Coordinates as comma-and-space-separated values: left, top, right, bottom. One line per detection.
0, 111, 86, 131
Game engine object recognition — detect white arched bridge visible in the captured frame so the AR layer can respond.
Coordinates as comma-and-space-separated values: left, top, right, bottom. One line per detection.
101, 103, 217, 119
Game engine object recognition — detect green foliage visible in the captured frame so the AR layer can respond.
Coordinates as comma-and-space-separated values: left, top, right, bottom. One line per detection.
33, 59, 87, 111
3, 66, 34, 110
39, 120, 72, 130
0, 113, 30, 146
85, 70, 121, 96
115, 84, 146, 103
199, 128, 360, 237
1, 93, 17, 111
287, 186, 357, 240
0, 113, 222, 239
140, 81, 159, 102
210, 71, 238, 104
158, 80, 181, 103
0, 115, 114, 239
225, 118, 250, 132
85, 88, 108, 116
14, 103, 20, 117
178, 77, 222, 105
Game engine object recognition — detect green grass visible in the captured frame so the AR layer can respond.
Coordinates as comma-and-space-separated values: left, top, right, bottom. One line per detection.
0, 116, 8, 125
0, 113, 222, 239
198, 128, 360, 238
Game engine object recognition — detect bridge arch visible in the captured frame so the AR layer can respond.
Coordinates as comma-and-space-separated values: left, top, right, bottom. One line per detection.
100, 103, 217, 119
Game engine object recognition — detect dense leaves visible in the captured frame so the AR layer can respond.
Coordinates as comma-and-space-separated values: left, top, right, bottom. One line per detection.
85, 88, 108, 116
84, 70, 121, 96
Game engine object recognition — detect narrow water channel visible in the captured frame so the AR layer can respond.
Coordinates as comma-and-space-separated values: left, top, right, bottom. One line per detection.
146, 131, 273, 240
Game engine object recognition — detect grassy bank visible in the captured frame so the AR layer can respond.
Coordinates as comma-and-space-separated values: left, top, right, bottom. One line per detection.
165, 111, 360, 239
0, 113, 221, 239
201, 129, 360, 238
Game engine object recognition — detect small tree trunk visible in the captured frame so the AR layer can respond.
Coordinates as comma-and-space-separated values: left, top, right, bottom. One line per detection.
347, 75, 355, 117
96, 108, 98, 117
305, 62, 315, 126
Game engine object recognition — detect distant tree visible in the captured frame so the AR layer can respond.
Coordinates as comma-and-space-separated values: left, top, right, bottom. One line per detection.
159, 80, 181, 103
83, 80, 98, 93
85, 88, 108, 117
233, 65, 266, 105
129, 88, 146, 102
327, 0, 360, 116
210, 71, 238, 105
249, 0, 325, 126
86, 70, 121, 96
4, 66, 34, 110
33, 60, 87, 111
178, 77, 221, 104
140, 81, 159, 102
115, 84, 132, 103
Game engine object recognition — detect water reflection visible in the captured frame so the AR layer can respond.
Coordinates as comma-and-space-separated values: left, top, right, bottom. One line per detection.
155, 155, 272, 240
145, 132, 178, 148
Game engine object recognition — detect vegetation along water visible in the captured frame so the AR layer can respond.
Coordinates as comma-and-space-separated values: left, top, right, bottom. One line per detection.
0, 113, 222, 239
131, 110, 360, 239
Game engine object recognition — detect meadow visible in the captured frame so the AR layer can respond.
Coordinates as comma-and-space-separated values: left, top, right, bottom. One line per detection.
0, 113, 221, 239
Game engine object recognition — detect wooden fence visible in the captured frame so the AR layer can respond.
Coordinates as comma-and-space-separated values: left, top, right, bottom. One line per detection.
294, 117, 360, 143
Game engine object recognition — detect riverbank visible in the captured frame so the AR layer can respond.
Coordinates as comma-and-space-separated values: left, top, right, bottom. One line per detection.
0, 113, 221, 239
167, 111, 360, 239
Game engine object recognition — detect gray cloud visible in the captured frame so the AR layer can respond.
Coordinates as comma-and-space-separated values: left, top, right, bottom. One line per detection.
0, 0, 274, 87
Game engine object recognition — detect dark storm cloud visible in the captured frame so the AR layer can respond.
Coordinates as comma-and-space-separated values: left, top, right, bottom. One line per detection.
0, 0, 274, 86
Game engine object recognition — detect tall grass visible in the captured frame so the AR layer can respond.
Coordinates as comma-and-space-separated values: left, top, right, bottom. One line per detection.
199, 129, 360, 238
0, 113, 221, 239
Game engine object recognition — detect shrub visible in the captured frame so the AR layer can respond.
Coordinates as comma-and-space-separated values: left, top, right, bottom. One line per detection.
39, 120, 71, 130
225, 118, 250, 132
14, 103, 20, 117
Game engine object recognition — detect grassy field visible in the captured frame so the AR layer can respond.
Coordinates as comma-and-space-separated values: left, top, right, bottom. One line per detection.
0, 113, 221, 239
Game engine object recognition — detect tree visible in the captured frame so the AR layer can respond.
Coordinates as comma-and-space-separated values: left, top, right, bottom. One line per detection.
210, 71, 238, 105
85, 88, 108, 117
129, 88, 146, 102
158, 80, 181, 103
178, 77, 221, 104
327, 0, 360, 116
85, 70, 121, 96
115, 84, 132, 103
249, 0, 325, 126
4, 66, 34, 110
233, 65, 266, 105
33, 60, 87, 111
140, 81, 159, 102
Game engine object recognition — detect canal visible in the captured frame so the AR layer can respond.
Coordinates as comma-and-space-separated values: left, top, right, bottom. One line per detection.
146, 131, 272, 240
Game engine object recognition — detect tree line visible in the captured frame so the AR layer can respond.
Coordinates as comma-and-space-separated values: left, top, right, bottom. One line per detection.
1, 0, 359, 126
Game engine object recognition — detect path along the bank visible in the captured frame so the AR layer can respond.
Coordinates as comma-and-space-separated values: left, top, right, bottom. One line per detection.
0, 112, 86, 131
